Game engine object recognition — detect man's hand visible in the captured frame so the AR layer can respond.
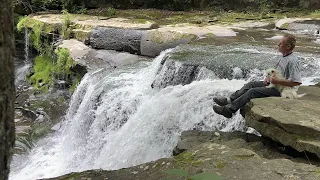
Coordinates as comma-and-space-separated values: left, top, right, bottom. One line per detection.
270, 76, 279, 84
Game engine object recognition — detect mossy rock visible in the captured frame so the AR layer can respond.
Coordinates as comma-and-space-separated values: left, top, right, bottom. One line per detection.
280, 22, 290, 30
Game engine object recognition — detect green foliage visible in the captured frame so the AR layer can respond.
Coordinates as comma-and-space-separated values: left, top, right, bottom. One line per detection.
164, 169, 222, 180
77, 6, 88, 14
17, 16, 56, 52
310, 10, 320, 18
28, 55, 54, 92
61, 10, 73, 39
28, 48, 77, 92
54, 47, 74, 74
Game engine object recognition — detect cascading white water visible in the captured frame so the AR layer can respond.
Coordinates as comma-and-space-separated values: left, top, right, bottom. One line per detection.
24, 28, 30, 63
10, 46, 320, 180
14, 29, 31, 86
10, 49, 248, 180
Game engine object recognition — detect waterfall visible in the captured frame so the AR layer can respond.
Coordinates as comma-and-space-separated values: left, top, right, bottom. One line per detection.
10, 49, 247, 180
24, 28, 30, 63
10, 45, 320, 180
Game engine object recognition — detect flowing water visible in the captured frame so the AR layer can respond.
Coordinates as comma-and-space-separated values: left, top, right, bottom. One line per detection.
10, 42, 320, 180
15, 28, 31, 86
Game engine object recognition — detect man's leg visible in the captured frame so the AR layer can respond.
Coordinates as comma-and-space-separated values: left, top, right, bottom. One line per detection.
214, 81, 265, 106
213, 87, 280, 118
229, 81, 265, 101
227, 86, 281, 113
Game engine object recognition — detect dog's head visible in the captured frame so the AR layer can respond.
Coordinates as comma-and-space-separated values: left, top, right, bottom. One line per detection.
265, 68, 280, 77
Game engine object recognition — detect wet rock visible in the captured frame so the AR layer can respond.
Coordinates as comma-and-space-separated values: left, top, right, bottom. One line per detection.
151, 59, 200, 89
15, 93, 30, 106
17, 107, 38, 121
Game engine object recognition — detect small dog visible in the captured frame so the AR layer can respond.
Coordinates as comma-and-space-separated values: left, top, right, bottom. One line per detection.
265, 68, 305, 99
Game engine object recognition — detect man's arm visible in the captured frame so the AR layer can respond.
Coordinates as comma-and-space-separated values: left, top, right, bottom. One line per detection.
270, 77, 301, 87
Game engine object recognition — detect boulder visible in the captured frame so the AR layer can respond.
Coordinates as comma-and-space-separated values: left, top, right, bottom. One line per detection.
44, 131, 320, 180
244, 86, 320, 157
59, 39, 146, 70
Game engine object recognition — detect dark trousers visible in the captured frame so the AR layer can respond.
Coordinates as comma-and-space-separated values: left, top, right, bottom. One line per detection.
226, 81, 281, 113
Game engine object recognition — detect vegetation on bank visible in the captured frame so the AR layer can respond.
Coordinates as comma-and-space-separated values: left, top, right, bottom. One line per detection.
13, 0, 320, 14
17, 10, 83, 92
26, 48, 78, 92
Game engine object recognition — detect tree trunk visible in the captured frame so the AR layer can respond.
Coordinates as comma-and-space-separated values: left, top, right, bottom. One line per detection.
0, 0, 16, 179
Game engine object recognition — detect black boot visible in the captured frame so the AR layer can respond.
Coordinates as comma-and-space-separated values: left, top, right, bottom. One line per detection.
213, 96, 229, 106
212, 105, 233, 118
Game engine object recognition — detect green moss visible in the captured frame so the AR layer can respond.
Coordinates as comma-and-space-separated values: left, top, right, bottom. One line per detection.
174, 152, 203, 167
17, 16, 58, 52
28, 55, 54, 92
216, 161, 226, 168
280, 23, 290, 29
28, 48, 77, 92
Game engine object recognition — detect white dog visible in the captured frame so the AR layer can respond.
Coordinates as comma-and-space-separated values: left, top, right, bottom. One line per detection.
265, 68, 305, 99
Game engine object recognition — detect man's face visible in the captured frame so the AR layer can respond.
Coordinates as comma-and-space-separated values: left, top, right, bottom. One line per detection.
278, 37, 290, 54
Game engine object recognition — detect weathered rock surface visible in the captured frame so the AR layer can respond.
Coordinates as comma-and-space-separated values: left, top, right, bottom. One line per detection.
244, 86, 320, 157
90, 27, 145, 54
59, 39, 147, 70
275, 18, 320, 34
140, 30, 197, 57
44, 131, 320, 180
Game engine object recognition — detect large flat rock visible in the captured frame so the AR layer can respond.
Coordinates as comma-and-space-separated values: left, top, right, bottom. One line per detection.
244, 86, 320, 157
44, 131, 320, 180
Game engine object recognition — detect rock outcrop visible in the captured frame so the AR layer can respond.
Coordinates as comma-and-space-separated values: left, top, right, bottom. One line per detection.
44, 131, 320, 180
58, 39, 146, 71
243, 86, 320, 157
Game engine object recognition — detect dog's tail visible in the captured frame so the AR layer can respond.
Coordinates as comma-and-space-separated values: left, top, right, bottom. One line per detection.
297, 93, 306, 98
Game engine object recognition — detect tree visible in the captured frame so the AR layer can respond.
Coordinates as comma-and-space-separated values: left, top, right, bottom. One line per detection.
0, 0, 16, 179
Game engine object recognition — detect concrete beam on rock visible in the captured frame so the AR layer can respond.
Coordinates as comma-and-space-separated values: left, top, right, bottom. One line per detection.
90, 27, 145, 54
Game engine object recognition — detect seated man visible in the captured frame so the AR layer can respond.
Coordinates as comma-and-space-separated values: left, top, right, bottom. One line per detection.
212, 34, 302, 118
